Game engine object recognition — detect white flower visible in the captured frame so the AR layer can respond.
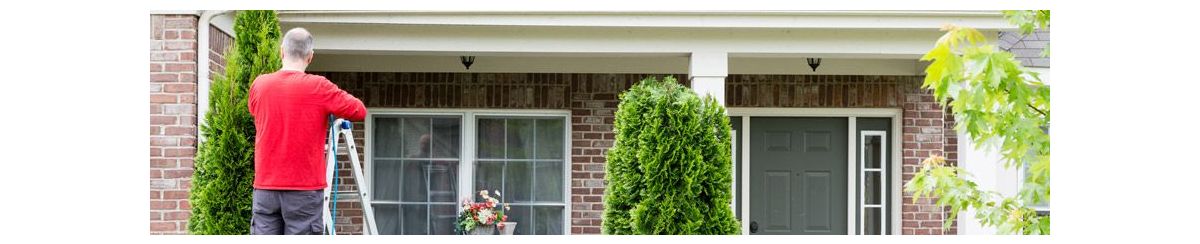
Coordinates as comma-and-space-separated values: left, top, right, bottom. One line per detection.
478, 209, 495, 224
494, 190, 502, 197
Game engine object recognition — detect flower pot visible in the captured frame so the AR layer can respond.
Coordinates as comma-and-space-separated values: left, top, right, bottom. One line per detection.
469, 225, 496, 235
498, 222, 517, 235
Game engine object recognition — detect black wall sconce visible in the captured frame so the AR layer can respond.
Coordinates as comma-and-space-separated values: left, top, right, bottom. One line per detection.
461, 56, 476, 70
807, 58, 821, 72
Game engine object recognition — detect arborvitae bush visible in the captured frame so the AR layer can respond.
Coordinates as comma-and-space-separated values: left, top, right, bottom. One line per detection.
602, 76, 740, 235
188, 10, 281, 235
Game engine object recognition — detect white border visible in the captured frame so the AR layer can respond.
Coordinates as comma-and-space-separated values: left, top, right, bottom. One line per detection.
859, 130, 887, 235
728, 107, 902, 235
365, 108, 573, 235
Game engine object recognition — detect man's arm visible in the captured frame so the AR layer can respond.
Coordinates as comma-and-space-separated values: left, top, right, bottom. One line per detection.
318, 78, 367, 121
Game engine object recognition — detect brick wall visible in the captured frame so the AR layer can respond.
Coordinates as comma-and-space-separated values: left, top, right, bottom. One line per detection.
317, 72, 684, 234
149, 14, 199, 234
726, 75, 907, 108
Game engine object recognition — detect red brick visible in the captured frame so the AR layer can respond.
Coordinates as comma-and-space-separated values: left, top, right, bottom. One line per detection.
163, 18, 195, 29
151, 200, 177, 210
163, 148, 195, 157
150, 222, 177, 231
920, 143, 942, 149
165, 63, 195, 72
179, 73, 197, 83
164, 211, 190, 220
151, 73, 178, 83
164, 190, 190, 200
164, 126, 194, 136
164, 41, 195, 50
164, 83, 196, 93
150, 137, 179, 146
150, 52, 179, 61
180, 51, 196, 61
150, 158, 176, 168
150, 116, 176, 125
180, 30, 196, 39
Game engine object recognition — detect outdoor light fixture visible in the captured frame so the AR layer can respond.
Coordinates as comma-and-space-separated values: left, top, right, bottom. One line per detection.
461, 56, 476, 70
807, 58, 822, 72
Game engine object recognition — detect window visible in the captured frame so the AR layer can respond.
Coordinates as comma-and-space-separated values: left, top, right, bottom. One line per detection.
475, 117, 566, 235
858, 131, 887, 235
1021, 126, 1050, 216
368, 111, 570, 235
370, 115, 462, 235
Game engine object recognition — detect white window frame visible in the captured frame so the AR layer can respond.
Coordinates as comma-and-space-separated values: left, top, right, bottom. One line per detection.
859, 130, 887, 235
365, 108, 573, 235
1017, 163, 1051, 214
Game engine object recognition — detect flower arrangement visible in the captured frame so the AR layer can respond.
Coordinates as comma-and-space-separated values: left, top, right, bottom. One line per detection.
455, 190, 511, 234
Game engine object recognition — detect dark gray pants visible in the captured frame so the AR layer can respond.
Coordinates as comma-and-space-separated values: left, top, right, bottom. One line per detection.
251, 189, 325, 235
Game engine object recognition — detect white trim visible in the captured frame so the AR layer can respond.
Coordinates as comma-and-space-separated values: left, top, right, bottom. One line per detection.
195, 10, 232, 142
891, 113, 903, 235
277, 11, 1009, 30
846, 117, 857, 234
733, 107, 901, 235
728, 107, 901, 117
287, 23, 986, 60
739, 116, 751, 235
364, 108, 572, 235
859, 130, 887, 235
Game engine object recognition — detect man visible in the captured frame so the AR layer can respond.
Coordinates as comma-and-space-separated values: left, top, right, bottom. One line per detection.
247, 27, 367, 235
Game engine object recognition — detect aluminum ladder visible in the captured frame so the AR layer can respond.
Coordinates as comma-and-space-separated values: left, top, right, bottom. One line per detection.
322, 118, 379, 235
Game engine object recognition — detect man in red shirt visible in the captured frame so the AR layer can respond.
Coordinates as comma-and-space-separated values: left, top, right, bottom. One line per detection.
247, 27, 367, 235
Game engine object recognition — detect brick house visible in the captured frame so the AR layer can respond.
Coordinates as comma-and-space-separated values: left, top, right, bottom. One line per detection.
149, 11, 1048, 235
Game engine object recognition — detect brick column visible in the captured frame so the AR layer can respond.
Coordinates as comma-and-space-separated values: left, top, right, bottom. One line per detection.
568, 74, 621, 234
900, 81, 954, 235
149, 14, 199, 235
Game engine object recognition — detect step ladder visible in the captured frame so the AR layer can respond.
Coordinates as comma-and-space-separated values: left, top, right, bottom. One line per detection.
322, 118, 379, 235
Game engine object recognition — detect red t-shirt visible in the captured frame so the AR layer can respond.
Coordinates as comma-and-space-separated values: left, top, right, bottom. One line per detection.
248, 70, 367, 190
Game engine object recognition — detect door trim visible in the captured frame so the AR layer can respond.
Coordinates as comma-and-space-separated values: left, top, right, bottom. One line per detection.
729, 107, 902, 235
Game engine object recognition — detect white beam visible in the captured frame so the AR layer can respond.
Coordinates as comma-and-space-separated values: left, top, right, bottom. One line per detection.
690, 52, 728, 106
308, 55, 923, 76
278, 11, 1012, 30
290, 23, 965, 59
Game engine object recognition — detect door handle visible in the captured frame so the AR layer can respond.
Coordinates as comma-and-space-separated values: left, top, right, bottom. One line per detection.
749, 221, 758, 233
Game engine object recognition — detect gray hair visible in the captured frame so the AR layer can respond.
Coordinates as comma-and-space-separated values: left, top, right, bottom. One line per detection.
282, 27, 314, 61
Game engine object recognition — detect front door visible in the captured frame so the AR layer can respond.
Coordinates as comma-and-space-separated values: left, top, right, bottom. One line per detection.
749, 117, 847, 235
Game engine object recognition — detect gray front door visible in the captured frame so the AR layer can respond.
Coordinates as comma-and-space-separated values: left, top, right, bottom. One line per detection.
749, 117, 847, 235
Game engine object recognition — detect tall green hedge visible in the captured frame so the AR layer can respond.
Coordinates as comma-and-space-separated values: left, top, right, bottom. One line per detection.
602, 76, 740, 235
188, 10, 281, 235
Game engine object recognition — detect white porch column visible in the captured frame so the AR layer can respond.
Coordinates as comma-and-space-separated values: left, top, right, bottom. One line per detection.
689, 51, 728, 106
